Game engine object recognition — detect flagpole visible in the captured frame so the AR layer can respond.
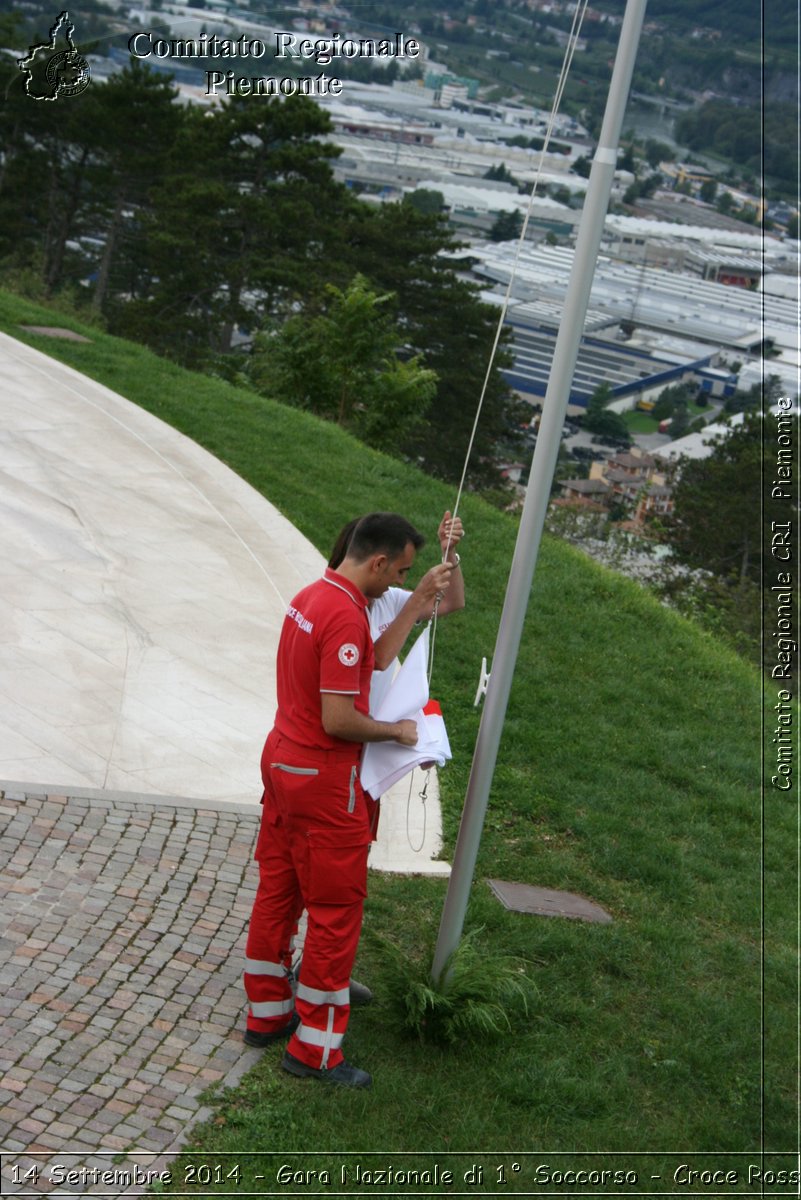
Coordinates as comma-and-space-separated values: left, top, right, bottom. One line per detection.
431, 0, 649, 984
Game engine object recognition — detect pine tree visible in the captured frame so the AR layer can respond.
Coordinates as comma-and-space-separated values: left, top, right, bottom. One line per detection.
117, 95, 341, 359
88, 63, 184, 314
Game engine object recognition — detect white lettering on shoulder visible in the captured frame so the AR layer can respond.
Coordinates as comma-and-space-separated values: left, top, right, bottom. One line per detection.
286, 604, 313, 634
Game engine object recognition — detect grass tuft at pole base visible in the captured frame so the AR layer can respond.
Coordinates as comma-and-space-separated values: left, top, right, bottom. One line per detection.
368, 925, 540, 1045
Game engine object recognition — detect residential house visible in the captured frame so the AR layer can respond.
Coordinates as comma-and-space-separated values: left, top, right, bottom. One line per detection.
557, 446, 673, 523
555, 477, 611, 509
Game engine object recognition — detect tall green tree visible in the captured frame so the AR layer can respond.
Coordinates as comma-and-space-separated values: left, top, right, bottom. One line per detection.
656, 409, 793, 672
251, 274, 437, 453
489, 209, 524, 242
582, 383, 631, 444
0, 60, 185, 301
88, 63, 185, 314
0, 57, 95, 293
211, 94, 341, 350
652, 382, 694, 421
117, 95, 343, 359
668, 401, 690, 439
644, 138, 673, 168
325, 199, 520, 485
699, 179, 718, 204
405, 189, 445, 216
664, 412, 768, 585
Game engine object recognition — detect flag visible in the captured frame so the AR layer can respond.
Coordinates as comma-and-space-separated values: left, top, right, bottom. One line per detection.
360, 627, 451, 798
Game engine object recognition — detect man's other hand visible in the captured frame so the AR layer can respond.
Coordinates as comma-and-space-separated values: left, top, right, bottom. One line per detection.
394, 719, 419, 747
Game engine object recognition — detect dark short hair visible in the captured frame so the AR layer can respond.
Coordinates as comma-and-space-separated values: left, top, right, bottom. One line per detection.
342, 512, 424, 565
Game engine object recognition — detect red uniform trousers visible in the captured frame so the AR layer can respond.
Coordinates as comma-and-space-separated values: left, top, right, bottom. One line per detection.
244, 730, 375, 1071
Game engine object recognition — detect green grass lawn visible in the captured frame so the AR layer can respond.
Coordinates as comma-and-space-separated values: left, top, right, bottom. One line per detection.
0, 292, 794, 1190
623, 401, 717, 435
623, 408, 662, 433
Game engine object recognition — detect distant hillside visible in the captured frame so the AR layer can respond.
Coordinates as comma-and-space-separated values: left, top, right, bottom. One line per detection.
647, 0, 778, 45
639, 0, 795, 104
400, 0, 792, 100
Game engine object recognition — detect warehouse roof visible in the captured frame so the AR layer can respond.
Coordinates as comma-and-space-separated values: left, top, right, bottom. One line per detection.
468, 241, 795, 352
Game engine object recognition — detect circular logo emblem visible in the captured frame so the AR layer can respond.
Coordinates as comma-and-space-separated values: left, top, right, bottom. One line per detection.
45, 49, 91, 97
338, 643, 360, 667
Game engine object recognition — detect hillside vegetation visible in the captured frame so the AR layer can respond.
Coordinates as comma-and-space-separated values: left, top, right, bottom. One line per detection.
0, 291, 792, 1173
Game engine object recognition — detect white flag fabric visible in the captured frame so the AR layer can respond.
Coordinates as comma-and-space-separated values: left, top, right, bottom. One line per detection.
360, 627, 452, 798
368, 660, 396, 717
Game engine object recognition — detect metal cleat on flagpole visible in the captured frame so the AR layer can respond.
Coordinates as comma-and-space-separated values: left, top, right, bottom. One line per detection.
474, 658, 490, 706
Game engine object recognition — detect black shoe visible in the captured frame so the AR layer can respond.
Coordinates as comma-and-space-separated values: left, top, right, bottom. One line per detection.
281, 1049, 372, 1089
244, 1014, 298, 1048
349, 977, 373, 1007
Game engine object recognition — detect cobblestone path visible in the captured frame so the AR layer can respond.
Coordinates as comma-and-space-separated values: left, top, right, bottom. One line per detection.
0, 786, 263, 1195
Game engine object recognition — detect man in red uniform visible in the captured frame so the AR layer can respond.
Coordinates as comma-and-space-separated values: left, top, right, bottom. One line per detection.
244, 512, 436, 1089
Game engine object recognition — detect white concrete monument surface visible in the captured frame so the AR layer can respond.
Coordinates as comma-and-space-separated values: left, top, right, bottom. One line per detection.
0, 333, 448, 873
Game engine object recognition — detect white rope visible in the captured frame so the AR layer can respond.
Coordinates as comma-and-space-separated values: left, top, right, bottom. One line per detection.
427, 0, 591, 688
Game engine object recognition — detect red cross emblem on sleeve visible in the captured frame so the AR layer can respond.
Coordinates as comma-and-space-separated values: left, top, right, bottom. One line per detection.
338, 643, 360, 666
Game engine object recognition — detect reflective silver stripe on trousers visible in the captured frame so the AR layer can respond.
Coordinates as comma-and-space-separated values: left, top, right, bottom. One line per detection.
296, 982, 350, 1007
244, 958, 287, 977
271, 763, 319, 776
322, 1006, 336, 1069
348, 765, 357, 813
296, 1019, 344, 1063
250, 998, 295, 1018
